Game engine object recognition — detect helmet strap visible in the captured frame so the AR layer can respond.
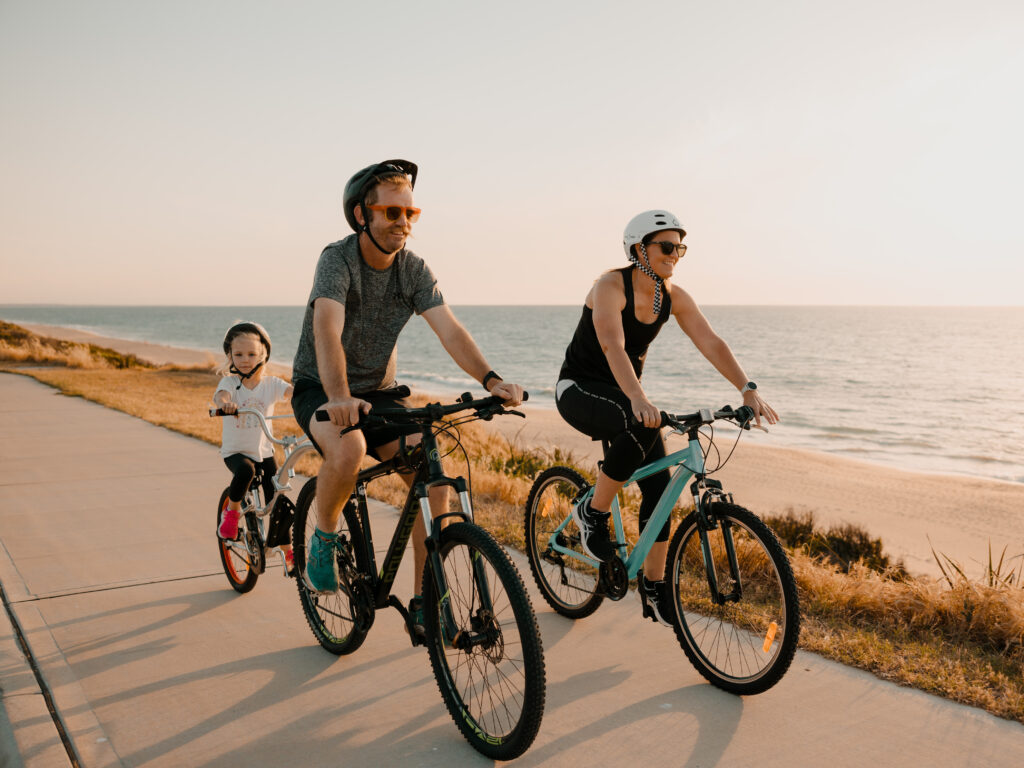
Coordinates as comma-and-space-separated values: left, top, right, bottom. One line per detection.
229, 360, 264, 389
632, 244, 664, 315
359, 202, 400, 256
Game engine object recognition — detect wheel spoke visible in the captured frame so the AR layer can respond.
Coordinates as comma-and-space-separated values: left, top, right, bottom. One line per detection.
670, 504, 799, 695
424, 523, 545, 759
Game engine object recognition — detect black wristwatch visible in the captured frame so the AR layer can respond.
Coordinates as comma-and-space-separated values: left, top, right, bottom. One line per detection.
482, 370, 503, 391
740, 381, 757, 394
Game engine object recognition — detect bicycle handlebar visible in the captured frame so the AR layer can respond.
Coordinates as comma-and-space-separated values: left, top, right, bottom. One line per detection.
208, 406, 302, 446
661, 404, 755, 432
314, 391, 529, 432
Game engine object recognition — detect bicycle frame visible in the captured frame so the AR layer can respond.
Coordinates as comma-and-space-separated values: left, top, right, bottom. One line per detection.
546, 430, 710, 580
345, 428, 496, 643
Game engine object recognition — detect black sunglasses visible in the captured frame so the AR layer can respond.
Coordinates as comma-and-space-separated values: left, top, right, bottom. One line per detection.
648, 240, 688, 257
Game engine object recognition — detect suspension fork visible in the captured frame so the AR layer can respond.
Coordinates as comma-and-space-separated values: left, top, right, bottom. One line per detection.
419, 473, 495, 642
691, 479, 742, 605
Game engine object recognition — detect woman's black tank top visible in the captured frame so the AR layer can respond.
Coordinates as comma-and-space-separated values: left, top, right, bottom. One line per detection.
558, 266, 672, 385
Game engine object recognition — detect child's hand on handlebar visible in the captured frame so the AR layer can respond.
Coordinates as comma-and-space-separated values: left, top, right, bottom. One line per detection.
220, 402, 238, 415
320, 396, 371, 428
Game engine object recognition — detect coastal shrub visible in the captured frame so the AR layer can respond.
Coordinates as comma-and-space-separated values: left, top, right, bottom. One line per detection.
0, 321, 150, 369
486, 442, 591, 482
764, 508, 907, 578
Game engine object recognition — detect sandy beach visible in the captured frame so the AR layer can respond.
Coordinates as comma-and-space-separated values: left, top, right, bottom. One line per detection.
18, 321, 1024, 578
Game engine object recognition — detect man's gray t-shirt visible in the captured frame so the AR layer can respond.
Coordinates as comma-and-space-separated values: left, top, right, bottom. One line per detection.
292, 234, 445, 393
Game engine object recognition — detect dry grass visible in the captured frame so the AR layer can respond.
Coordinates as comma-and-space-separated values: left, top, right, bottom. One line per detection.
794, 552, 1024, 717
2, 320, 1022, 722
0, 320, 154, 369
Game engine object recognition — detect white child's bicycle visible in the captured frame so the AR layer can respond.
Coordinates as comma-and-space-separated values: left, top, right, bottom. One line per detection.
209, 407, 317, 593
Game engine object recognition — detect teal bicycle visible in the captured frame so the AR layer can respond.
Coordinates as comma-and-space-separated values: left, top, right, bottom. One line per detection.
524, 404, 799, 695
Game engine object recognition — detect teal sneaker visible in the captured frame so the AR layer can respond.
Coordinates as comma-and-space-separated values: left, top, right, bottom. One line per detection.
303, 529, 339, 593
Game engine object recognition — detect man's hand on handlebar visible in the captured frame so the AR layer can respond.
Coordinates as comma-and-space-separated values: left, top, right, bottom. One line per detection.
488, 380, 525, 407
320, 396, 372, 428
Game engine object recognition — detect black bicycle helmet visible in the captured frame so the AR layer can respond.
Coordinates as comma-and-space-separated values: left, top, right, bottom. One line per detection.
223, 321, 271, 357
342, 159, 418, 232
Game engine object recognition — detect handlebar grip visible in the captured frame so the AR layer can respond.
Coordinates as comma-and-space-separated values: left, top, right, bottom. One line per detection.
210, 408, 228, 417
734, 404, 755, 429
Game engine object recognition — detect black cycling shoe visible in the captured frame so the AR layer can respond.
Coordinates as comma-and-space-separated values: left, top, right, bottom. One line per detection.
571, 500, 616, 562
406, 596, 427, 645
640, 575, 674, 627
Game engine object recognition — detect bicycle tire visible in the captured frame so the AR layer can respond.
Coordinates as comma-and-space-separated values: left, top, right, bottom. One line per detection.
666, 502, 800, 695
524, 466, 604, 618
216, 487, 259, 593
292, 477, 370, 655
422, 522, 546, 760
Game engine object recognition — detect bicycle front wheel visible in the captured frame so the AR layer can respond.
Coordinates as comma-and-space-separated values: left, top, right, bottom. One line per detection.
667, 502, 800, 695
292, 477, 370, 655
216, 487, 259, 593
524, 466, 604, 619
423, 523, 546, 761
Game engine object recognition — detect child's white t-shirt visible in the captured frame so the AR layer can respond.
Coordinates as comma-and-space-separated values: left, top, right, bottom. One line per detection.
215, 375, 290, 460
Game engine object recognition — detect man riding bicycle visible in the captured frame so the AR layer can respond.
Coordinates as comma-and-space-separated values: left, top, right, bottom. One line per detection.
291, 159, 523, 638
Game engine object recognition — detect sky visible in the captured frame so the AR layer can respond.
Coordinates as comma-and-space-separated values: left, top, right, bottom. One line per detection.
1, 0, 1022, 306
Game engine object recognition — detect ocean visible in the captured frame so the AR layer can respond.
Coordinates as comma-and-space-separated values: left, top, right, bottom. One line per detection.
2, 304, 1023, 484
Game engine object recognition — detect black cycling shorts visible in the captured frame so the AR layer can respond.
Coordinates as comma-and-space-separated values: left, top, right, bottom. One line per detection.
292, 378, 420, 460
556, 378, 672, 542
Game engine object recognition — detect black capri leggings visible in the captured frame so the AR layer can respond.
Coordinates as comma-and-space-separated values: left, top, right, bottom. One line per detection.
223, 454, 278, 504
556, 379, 672, 542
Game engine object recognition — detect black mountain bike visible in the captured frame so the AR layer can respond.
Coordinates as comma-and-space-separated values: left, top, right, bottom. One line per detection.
294, 393, 546, 761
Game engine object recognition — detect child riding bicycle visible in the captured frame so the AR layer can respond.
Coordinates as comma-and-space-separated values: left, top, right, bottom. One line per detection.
214, 322, 294, 570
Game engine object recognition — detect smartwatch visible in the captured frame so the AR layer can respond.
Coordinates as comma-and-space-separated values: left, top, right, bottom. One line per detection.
740, 381, 757, 394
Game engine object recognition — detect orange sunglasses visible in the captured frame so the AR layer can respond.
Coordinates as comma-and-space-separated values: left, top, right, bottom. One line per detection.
365, 204, 421, 223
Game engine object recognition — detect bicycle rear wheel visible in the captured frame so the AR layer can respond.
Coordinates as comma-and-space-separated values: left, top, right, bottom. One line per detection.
292, 478, 370, 655
524, 466, 604, 619
667, 502, 800, 695
423, 522, 546, 761
216, 487, 259, 593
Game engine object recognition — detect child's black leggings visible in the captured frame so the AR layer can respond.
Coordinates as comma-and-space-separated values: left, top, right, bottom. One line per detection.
223, 454, 278, 505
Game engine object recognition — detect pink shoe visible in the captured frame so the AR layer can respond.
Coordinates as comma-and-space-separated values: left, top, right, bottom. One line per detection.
218, 507, 241, 539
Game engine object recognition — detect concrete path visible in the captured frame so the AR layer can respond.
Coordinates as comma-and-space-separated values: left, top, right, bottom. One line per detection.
1, 372, 1022, 767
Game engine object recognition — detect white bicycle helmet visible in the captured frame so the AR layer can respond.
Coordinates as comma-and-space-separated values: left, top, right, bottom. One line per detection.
622, 210, 686, 258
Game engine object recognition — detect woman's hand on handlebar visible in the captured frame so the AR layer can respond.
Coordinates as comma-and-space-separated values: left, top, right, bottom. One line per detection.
742, 389, 779, 429
630, 392, 661, 428
320, 396, 371, 428
487, 380, 525, 407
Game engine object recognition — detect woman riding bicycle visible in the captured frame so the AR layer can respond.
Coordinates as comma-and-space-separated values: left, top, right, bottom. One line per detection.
555, 209, 779, 626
